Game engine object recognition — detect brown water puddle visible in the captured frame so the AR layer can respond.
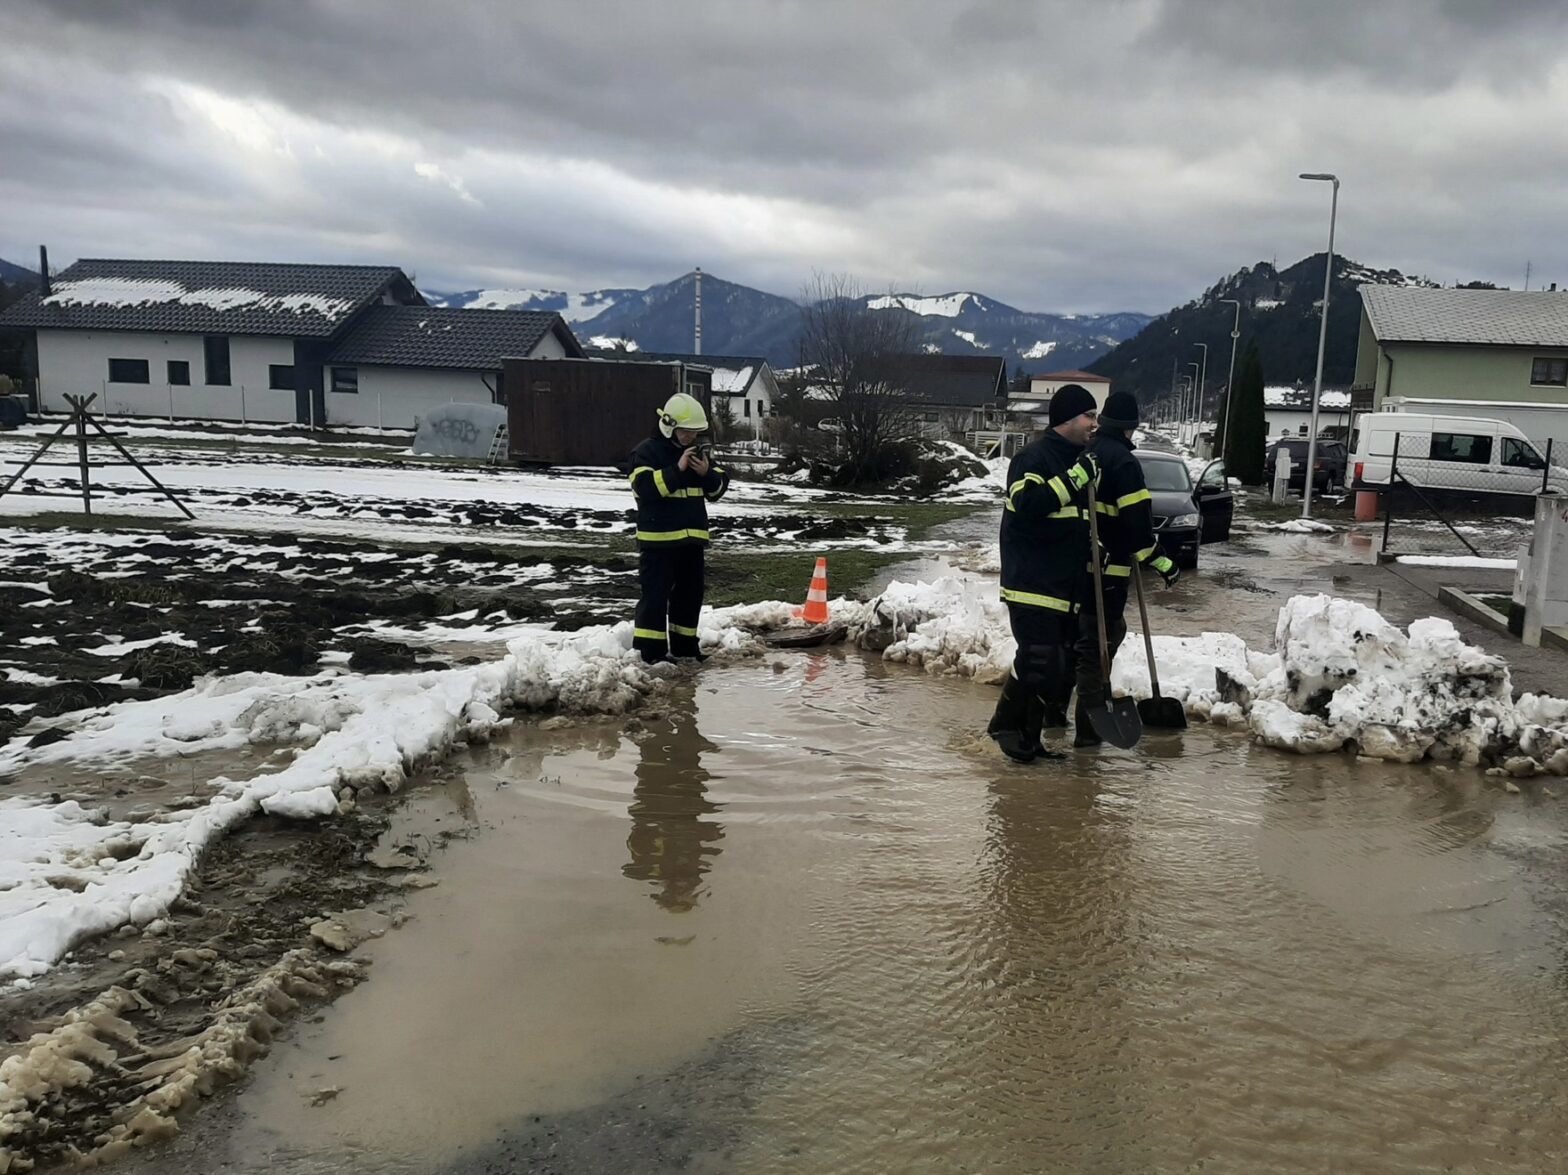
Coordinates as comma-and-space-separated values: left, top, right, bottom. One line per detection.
134, 650, 1568, 1175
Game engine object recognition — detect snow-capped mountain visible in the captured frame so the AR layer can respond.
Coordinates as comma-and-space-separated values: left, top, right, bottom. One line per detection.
424, 274, 1151, 371
424, 286, 640, 324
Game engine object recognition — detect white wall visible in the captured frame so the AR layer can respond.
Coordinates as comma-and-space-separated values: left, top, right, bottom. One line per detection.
36, 329, 299, 423
1265, 406, 1352, 438
336, 366, 496, 429
1025, 376, 1111, 409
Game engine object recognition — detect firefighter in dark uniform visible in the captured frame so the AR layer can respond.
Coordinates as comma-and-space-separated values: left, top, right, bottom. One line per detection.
987, 383, 1101, 762
1073, 390, 1180, 746
628, 392, 730, 664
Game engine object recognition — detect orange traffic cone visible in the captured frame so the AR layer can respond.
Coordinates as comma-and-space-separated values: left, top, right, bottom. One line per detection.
792, 557, 830, 624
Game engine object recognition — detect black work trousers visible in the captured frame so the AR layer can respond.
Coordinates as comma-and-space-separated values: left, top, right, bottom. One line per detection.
1073, 593, 1129, 725
988, 604, 1078, 738
634, 543, 706, 661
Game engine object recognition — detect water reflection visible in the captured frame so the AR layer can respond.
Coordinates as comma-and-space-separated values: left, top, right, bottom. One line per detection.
623, 702, 723, 912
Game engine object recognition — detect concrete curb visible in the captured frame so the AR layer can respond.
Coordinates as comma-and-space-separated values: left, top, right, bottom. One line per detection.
1437, 586, 1513, 637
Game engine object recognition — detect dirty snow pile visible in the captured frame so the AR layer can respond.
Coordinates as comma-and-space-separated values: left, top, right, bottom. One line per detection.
848, 579, 1568, 773
1263, 518, 1337, 534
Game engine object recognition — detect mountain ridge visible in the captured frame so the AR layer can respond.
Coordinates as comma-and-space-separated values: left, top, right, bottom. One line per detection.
426, 274, 1152, 371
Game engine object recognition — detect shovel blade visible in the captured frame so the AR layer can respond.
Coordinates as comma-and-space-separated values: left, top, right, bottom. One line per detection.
1136, 696, 1188, 730
1088, 696, 1143, 749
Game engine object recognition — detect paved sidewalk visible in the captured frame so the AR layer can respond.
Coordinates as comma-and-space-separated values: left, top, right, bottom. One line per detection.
1327, 558, 1566, 698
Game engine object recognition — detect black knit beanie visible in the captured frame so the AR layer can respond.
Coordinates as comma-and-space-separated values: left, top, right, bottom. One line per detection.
1100, 390, 1139, 431
1048, 383, 1097, 428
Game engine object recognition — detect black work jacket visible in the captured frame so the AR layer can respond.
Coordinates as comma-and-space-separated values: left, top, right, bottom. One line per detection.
998, 430, 1095, 613
1088, 429, 1167, 581
628, 433, 730, 548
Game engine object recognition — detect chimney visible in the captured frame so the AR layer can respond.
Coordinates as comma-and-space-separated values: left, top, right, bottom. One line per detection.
38, 245, 50, 297
694, 267, 702, 355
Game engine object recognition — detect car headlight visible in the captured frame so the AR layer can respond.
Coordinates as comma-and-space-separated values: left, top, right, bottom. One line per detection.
1169, 513, 1199, 528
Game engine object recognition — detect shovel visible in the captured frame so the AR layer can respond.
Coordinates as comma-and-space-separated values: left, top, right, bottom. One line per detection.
1132, 564, 1187, 730
1084, 481, 1142, 749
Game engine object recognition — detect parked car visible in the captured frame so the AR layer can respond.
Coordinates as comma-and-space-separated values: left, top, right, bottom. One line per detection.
1345, 412, 1568, 497
1266, 437, 1348, 493
1134, 451, 1233, 569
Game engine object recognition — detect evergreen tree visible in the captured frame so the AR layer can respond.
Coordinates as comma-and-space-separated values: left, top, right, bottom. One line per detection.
1226, 341, 1266, 485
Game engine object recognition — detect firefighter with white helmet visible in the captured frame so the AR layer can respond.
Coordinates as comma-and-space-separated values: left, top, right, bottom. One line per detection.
627, 392, 730, 663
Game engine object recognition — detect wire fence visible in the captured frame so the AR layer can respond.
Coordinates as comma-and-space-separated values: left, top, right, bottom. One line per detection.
1377, 429, 1560, 557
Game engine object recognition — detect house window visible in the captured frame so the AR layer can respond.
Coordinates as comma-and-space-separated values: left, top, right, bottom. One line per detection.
108, 358, 149, 384
269, 364, 295, 391
743, 399, 751, 418
331, 367, 359, 395
1430, 432, 1492, 464
923, 411, 940, 423
167, 360, 190, 386
1531, 357, 1568, 386
1297, 423, 1308, 436
204, 336, 230, 386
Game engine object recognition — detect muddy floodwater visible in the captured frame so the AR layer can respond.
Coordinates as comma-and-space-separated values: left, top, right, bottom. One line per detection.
142, 651, 1568, 1174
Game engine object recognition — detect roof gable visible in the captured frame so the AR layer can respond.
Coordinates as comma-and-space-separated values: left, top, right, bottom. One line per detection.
867, 353, 1007, 407
1360, 285, 1568, 347
326, 306, 583, 370
0, 258, 417, 338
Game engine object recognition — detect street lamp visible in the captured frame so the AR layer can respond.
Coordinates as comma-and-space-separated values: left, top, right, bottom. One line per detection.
1193, 342, 1209, 452
1186, 361, 1200, 449
1299, 171, 1339, 518
1218, 298, 1242, 464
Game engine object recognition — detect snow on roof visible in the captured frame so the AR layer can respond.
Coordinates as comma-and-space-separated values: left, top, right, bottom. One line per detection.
41, 278, 354, 319
589, 335, 640, 351
868, 292, 982, 318
1264, 385, 1351, 410
710, 365, 754, 394
1360, 286, 1568, 347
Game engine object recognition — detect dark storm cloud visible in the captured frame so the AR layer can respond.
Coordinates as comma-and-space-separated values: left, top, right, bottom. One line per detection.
3, 0, 1567, 310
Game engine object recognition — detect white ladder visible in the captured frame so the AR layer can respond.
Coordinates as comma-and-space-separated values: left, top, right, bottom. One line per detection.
486, 422, 509, 465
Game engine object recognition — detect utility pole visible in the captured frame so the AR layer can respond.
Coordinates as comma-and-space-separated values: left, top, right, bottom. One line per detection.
1299, 172, 1340, 519
1193, 342, 1209, 451
1218, 298, 1242, 464
694, 266, 703, 354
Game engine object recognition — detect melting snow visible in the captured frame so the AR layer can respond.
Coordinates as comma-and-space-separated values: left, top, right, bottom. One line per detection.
952, 329, 986, 348
1021, 340, 1058, 360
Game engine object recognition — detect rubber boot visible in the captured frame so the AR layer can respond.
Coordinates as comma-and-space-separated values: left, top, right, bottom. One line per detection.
1024, 691, 1067, 761
1072, 693, 1103, 748
987, 674, 1038, 763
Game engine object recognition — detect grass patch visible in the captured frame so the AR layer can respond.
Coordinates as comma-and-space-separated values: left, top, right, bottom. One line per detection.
1476, 593, 1515, 616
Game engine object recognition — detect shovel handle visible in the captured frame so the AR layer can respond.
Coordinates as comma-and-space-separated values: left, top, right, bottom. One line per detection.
1132, 562, 1163, 700
1085, 479, 1112, 683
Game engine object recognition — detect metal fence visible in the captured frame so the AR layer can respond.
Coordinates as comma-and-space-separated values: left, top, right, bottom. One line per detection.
1378, 429, 1559, 557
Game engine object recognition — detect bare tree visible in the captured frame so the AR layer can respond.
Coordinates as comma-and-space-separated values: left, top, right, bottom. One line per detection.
797, 273, 920, 482
709, 391, 737, 441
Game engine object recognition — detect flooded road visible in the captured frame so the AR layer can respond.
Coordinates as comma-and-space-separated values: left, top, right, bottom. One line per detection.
149, 651, 1568, 1174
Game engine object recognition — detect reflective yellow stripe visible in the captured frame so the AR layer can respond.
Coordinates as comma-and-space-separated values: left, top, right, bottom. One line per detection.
1151, 555, 1175, 572
670, 486, 704, 497
1000, 587, 1073, 612
1135, 543, 1159, 561
637, 528, 711, 542
633, 628, 667, 642
1117, 488, 1152, 509
1046, 506, 1081, 520
653, 469, 674, 498
1104, 564, 1132, 577
629, 465, 656, 487
1007, 472, 1044, 501
669, 623, 700, 637
1047, 475, 1072, 508
1094, 501, 1119, 516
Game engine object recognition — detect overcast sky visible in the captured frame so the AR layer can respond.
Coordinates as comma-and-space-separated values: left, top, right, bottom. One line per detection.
3, 0, 1566, 313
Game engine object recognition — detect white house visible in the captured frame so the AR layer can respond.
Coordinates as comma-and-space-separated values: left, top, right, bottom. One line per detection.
600, 350, 779, 434
1264, 384, 1352, 439
1022, 369, 1112, 409
0, 258, 582, 429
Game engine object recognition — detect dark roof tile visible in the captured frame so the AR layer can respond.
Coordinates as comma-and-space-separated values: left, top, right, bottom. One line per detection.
326, 306, 583, 370
0, 258, 414, 338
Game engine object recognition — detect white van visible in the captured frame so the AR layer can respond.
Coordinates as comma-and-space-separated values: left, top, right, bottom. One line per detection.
1346, 412, 1568, 496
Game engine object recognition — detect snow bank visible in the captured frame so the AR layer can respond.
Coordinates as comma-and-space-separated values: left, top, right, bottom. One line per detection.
5, 578, 1565, 981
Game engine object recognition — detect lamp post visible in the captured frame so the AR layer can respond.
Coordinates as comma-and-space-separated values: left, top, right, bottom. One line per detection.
1193, 342, 1209, 453
1299, 171, 1339, 518
1218, 298, 1242, 464
1186, 361, 1200, 449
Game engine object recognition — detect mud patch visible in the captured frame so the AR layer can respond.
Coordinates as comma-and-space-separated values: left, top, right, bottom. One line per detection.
0, 789, 447, 1170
